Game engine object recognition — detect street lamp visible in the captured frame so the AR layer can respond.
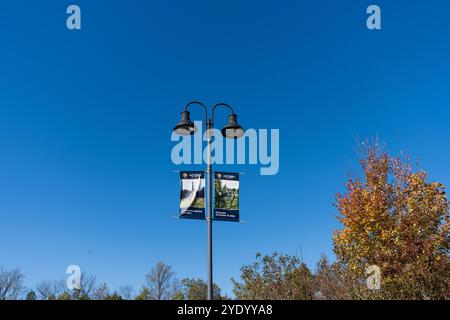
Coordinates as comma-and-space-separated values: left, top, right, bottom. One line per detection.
173, 101, 244, 300
173, 111, 197, 135
221, 114, 245, 139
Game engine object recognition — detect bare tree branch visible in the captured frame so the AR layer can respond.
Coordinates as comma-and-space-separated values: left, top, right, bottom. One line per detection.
0, 267, 26, 300
145, 262, 176, 300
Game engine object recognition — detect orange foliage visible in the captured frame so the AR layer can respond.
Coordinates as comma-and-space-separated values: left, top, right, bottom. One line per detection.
334, 143, 450, 299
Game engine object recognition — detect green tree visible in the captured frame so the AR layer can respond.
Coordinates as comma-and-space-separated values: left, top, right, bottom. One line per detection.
104, 292, 123, 300
214, 180, 225, 208
135, 287, 150, 300
176, 278, 223, 300
25, 290, 37, 300
171, 290, 185, 300
232, 252, 315, 300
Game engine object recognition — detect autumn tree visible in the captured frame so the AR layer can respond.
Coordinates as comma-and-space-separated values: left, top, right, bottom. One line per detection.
314, 255, 367, 300
334, 143, 450, 299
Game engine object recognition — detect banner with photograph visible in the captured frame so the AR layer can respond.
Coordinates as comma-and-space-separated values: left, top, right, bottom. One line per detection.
214, 172, 239, 222
179, 171, 205, 220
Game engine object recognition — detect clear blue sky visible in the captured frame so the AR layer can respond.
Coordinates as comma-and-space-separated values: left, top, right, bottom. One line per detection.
1, 0, 450, 297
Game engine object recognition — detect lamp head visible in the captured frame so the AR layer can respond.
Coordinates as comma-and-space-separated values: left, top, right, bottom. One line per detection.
173, 111, 197, 135
221, 113, 244, 139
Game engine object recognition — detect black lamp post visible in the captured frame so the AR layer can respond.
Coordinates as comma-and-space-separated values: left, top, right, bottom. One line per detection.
173, 101, 244, 300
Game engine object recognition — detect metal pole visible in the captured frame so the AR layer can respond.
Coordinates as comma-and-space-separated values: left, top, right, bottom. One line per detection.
206, 118, 213, 300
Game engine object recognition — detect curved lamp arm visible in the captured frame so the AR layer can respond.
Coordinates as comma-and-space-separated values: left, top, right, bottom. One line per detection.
211, 102, 235, 124
184, 101, 208, 124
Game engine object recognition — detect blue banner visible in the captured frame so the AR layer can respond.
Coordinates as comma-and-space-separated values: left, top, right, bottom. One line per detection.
179, 171, 205, 220
214, 172, 240, 222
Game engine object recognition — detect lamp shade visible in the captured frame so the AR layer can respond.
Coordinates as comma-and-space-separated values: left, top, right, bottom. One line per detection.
221, 114, 244, 138
173, 111, 197, 135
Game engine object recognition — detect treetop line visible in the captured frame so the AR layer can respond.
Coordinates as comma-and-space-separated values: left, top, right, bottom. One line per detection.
65, 4, 382, 31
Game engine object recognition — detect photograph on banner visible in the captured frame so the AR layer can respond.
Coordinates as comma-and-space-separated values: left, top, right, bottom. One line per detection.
179, 171, 205, 220
214, 172, 239, 222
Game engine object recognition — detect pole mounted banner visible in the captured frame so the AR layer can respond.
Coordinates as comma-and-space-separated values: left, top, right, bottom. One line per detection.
179, 171, 206, 220
173, 101, 244, 300
214, 172, 240, 222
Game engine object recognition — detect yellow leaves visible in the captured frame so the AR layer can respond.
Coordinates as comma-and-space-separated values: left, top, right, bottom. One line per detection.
334, 144, 450, 288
